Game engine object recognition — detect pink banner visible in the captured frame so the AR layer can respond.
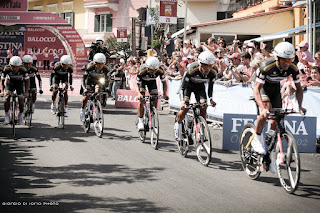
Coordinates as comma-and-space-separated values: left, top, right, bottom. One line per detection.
0, 11, 68, 25
115, 89, 140, 108
0, 0, 28, 12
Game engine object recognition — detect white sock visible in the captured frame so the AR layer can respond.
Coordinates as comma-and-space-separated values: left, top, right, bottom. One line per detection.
139, 117, 143, 123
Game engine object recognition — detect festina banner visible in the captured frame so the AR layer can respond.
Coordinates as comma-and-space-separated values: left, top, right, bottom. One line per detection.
117, 27, 127, 42
159, 0, 177, 24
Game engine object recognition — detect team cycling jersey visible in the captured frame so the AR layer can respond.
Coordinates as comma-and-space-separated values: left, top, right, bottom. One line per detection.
136, 64, 166, 84
181, 62, 217, 102
1, 65, 29, 95
256, 57, 300, 108
82, 62, 109, 89
23, 65, 41, 90
136, 64, 166, 95
50, 62, 73, 86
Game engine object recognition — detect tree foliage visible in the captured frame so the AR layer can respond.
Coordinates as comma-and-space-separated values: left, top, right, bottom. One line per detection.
104, 34, 131, 52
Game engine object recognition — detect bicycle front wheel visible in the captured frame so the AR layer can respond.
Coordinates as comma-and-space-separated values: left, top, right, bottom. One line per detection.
150, 107, 159, 150
175, 117, 188, 157
275, 131, 300, 194
82, 105, 91, 133
195, 116, 212, 166
11, 100, 16, 139
240, 123, 261, 180
58, 97, 65, 129
93, 100, 104, 137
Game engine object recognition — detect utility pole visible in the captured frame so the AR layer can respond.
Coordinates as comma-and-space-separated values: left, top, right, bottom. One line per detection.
132, 17, 136, 56
183, 0, 188, 48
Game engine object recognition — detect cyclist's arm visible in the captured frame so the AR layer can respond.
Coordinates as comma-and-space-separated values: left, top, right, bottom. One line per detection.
69, 71, 73, 88
208, 80, 214, 99
50, 71, 55, 87
253, 81, 265, 110
35, 71, 42, 90
295, 82, 304, 110
82, 72, 88, 91
0, 73, 5, 92
24, 77, 30, 94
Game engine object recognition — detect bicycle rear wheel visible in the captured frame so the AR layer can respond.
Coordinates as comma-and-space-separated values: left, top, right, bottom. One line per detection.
175, 117, 189, 157
276, 131, 300, 194
93, 100, 104, 137
195, 116, 212, 166
150, 107, 159, 150
240, 123, 261, 180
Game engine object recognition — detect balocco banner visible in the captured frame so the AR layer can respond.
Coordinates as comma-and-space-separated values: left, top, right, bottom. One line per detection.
159, 0, 177, 24
0, 17, 87, 76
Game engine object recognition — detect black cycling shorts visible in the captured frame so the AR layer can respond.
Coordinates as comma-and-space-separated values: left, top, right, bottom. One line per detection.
183, 84, 207, 104
5, 80, 24, 96
139, 80, 158, 95
52, 75, 68, 86
260, 83, 282, 109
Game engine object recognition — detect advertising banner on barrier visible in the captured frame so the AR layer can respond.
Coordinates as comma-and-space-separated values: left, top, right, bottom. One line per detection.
222, 113, 317, 153
168, 80, 320, 137
115, 89, 161, 109
159, 0, 177, 24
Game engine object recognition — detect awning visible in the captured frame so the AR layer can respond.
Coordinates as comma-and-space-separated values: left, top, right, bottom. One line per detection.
247, 22, 320, 43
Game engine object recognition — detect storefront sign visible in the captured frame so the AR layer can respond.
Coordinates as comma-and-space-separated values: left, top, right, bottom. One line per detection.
117, 27, 127, 42
159, 0, 177, 24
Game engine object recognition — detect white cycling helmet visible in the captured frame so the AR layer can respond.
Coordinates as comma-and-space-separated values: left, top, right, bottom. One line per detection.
9, 56, 22, 66
95, 37, 104, 44
93, 53, 106, 63
198, 51, 215, 65
60, 55, 72, 65
273, 42, 296, 60
145, 56, 160, 70
22, 55, 33, 63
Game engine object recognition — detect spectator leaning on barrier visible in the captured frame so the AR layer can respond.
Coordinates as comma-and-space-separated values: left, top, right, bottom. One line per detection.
239, 52, 253, 83
247, 41, 261, 59
312, 51, 320, 67
297, 41, 314, 64
304, 66, 320, 87
220, 52, 243, 84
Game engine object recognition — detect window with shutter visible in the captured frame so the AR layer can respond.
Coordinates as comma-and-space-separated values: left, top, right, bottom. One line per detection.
106, 14, 112, 32
94, 15, 100, 32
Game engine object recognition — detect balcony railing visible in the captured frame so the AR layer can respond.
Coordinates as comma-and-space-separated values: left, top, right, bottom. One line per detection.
225, 0, 264, 12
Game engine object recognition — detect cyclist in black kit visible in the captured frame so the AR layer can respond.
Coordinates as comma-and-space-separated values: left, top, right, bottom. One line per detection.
174, 51, 217, 142
22, 55, 43, 112
50, 55, 74, 116
252, 42, 306, 173
136, 56, 168, 131
0, 56, 30, 125
80, 53, 109, 122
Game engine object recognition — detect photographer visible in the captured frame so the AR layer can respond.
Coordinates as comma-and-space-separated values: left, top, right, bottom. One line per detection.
88, 37, 111, 62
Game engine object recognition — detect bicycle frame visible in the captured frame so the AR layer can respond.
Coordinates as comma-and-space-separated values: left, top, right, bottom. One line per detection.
184, 103, 205, 144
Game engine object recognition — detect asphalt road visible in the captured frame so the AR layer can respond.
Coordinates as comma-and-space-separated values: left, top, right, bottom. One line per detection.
0, 95, 319, 213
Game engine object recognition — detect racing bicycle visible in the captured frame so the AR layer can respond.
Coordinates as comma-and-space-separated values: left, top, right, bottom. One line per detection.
175, 103, 212, 166
82, 91, 105, 137
136, 95, 160, 150
54, 87, 67, 129
9, 93, 19, 139
240, 105, 301, 193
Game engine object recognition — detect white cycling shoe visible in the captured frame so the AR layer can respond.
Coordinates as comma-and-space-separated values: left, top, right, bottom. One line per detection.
137, 121, 144, 131
64, 106, 69, 117
174, 122, 182, 141
80, 108, 85, 122
18, 112, 24, 125
51, 103, 56, 114
251, 134, 266, 155
4, 112, 10, 124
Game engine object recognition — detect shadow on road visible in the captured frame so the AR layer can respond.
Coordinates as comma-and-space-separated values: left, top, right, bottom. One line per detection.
0, 141, 170, 212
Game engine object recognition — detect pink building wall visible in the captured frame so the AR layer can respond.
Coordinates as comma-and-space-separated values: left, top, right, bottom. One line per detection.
84, 0, 147, 44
